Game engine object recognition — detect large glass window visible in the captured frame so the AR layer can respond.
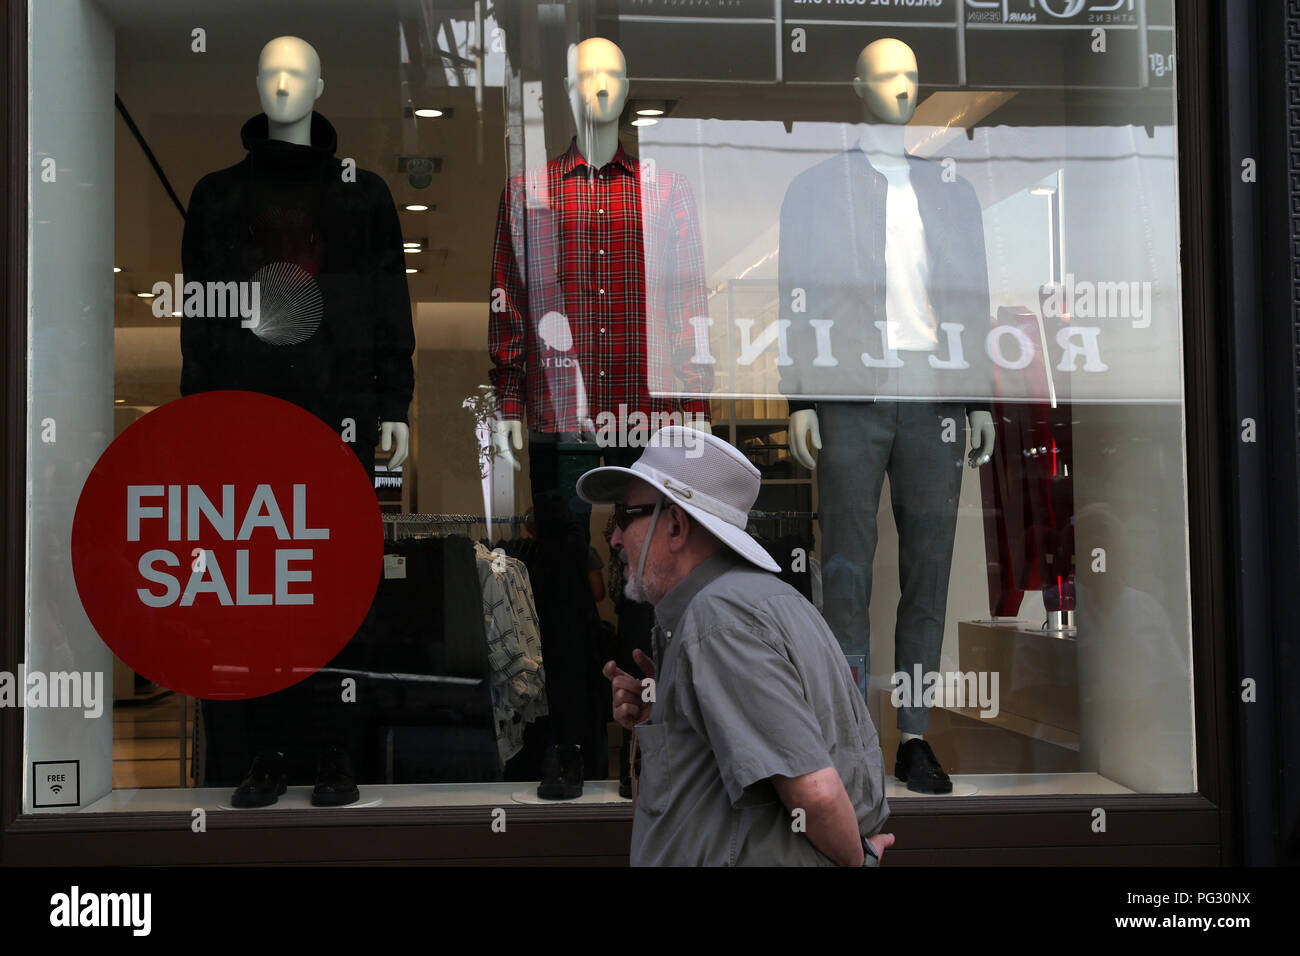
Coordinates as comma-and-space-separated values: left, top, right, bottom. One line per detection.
23, 0, 1193, 815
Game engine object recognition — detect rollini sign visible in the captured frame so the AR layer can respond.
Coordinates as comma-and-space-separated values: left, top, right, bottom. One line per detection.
639, 274, 1175, 406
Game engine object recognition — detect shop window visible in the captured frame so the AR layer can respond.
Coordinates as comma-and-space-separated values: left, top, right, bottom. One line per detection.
22, 0, 1193, 815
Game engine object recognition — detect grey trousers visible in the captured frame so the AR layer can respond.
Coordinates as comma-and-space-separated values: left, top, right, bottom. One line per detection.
817, 400, 966, 734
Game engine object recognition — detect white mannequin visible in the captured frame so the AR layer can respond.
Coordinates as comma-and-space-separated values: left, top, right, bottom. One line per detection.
493, 37, 709, 470
788, 38, 994, 472
256, 36, 410, 469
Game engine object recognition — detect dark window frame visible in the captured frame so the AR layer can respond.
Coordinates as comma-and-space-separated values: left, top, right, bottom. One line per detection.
0, 0, 1236, 865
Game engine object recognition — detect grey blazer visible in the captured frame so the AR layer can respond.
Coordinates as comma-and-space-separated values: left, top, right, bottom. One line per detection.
777, 148, 992, 413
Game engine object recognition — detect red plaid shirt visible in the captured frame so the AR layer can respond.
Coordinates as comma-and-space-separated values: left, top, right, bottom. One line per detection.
489, 138, 713, 433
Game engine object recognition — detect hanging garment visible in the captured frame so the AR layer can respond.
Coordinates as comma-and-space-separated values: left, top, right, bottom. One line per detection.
511, 492, 605, 756
978, 306, 1077, 618
474, 542, 548, 764
777, 148, 992, 411
181, 111, 415, 447
489, 137, 713, 433
756, 531, 815, 600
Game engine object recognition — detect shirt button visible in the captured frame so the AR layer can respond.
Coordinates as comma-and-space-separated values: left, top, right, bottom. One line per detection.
597, 208, 604, 214
665, 630, 672, 638
599, 370, 606, 377
600, 327, 606, 333
598, 249, 605, 256
599, 288, 605, 295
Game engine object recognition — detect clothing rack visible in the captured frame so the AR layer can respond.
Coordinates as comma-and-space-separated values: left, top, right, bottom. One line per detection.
746, 510, 817, 540
382, 513, 529, 542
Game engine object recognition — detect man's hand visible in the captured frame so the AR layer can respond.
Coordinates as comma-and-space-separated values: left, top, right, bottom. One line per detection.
866, 832, 895, 863
603, 649, 656, 729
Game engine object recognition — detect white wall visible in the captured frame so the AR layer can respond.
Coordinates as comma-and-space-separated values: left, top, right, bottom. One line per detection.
25, 0, 117, 811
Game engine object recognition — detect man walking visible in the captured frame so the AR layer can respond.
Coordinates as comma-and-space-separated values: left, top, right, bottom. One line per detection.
581, 426, 893, 866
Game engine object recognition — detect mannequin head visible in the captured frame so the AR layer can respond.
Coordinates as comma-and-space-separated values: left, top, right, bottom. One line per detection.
257, 37, 324, 126
853, 38, 918, 125
565, 38, 628, 129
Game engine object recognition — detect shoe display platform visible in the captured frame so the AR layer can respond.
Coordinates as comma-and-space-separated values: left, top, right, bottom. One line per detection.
217, 792, 383, 811
887, 780, 979, 798
512, 781, 630, 805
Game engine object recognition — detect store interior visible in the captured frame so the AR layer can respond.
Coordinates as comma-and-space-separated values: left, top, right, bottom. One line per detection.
25, 0, 1195, 813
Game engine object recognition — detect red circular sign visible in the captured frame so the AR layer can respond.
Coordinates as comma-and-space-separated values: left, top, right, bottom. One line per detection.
72, 392, 382, 700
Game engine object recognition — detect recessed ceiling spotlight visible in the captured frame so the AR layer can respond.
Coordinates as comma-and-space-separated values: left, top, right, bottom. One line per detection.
405, 268, 419, 274
414, 108, 444, 118
135, 291, 156, 299
113, 267, 122, 273
404, 204, 429, 212
631, 117, 659, 127
636, 107, 665, 117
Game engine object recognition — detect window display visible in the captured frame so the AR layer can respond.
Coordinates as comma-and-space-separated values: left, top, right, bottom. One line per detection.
23, 0, 1195, 818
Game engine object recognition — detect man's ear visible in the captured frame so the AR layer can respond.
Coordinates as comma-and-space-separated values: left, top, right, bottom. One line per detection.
668, 505, 689, 550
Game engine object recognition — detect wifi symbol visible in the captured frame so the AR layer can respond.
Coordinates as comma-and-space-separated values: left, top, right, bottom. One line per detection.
50, 784, 62, 794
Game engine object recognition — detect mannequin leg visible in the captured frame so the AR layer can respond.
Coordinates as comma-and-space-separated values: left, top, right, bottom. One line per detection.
817, 402, 893, 698
888, 401, 965, 735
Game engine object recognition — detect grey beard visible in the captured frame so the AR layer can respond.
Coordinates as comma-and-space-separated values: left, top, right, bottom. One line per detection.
623, 575, 649, 604
622, 559, 660, 605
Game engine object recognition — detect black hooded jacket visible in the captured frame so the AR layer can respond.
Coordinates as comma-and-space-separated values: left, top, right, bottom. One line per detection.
180, 112, 414, 444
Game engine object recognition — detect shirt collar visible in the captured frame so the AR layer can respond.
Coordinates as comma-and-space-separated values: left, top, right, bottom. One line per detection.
654, 549, 745, 639
856, 138, 914, 172
558, 136, 638, 177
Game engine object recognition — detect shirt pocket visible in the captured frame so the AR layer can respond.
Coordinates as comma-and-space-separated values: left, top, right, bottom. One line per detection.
634, 720, 672, 817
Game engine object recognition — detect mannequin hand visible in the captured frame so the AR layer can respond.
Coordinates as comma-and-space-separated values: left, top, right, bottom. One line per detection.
381, 422, 410, 470
493, 419, 523, 472
788, 410, 821, 471
967, 411, 995, 467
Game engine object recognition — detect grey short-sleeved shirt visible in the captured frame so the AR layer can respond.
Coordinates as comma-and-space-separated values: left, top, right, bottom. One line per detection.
630, 550, 889, 866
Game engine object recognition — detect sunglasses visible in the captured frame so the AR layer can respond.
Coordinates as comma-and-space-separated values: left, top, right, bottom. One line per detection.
613, 499, 661, 531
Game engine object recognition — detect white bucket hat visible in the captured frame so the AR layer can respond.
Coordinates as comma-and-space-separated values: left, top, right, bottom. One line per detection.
575, 426, 780, 573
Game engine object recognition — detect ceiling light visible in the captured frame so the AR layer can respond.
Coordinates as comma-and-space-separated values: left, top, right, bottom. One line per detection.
414, 108, 444, 118
172, 311, 182, 317
405, 268, 419, 274
114, 398, 125, 404
136, 291, 156, 299
404, 204, 429, 212
631, 117, 659, 127
636, 107, 665, 117
113, 267, 122, 273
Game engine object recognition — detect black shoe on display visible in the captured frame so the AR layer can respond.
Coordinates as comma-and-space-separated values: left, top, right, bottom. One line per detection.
894, 739, 953, 795
537, 744, 584, 800
311, 744, 361, 807
230, 750, 288, 808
